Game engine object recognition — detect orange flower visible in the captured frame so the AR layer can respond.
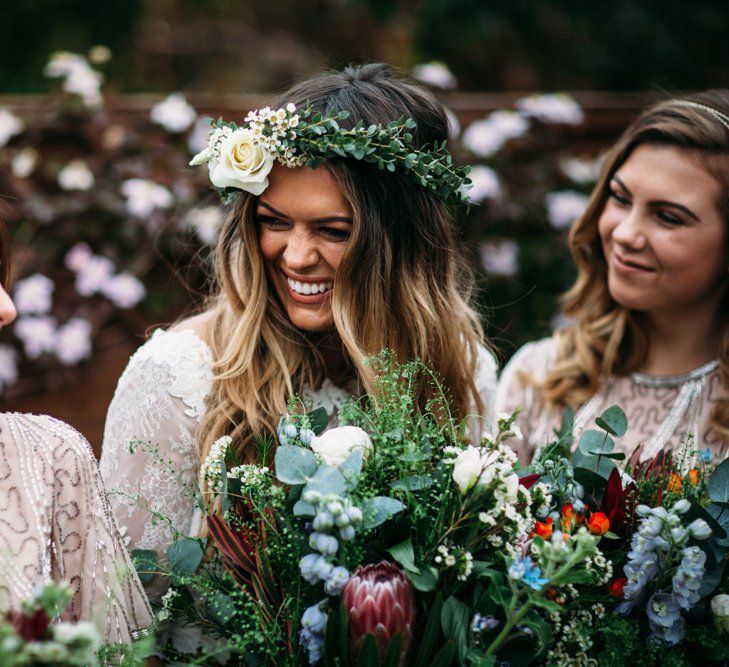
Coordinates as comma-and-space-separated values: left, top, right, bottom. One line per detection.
667, 473, 682, 493
586, 511, 610, 536
561, 503, 584, 532
688, 469, 700, 485
609, 577, 628, 599
531, 517, 554, 539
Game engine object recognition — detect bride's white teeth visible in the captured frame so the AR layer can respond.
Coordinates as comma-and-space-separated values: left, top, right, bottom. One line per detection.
287, 277, 334, 295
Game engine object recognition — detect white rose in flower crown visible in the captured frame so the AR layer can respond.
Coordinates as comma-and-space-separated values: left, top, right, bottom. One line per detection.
309, 426, 373, 467
711, 593, 729, 634
208, 128, 275, 195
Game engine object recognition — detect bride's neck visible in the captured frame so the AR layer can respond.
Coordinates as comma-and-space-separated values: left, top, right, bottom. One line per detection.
308, 331, 353, 386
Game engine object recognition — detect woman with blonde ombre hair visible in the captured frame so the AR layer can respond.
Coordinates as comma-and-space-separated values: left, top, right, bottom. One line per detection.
497, 90, 729, 465
100, 63, 497, 599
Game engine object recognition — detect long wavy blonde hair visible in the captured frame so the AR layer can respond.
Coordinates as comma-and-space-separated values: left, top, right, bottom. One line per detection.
536, 90, 729, 444
196, 64, 487, 465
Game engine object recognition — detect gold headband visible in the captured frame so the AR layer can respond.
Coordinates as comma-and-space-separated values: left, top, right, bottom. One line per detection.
674, 99, 729, 132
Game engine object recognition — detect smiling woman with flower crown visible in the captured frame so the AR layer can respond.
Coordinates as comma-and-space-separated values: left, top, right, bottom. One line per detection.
99, 64, 497, 606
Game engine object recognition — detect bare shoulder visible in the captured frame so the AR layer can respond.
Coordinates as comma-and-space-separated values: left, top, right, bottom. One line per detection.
169, 311, 214, 345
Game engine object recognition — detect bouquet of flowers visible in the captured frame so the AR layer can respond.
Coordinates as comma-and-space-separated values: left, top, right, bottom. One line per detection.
145, 353, 627, 665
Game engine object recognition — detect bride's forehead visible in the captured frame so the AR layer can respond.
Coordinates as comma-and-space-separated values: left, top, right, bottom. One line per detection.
260, 164, 352, 218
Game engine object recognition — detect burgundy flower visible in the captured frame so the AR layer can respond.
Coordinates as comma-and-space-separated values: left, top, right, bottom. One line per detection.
7, 607, 51, 642
343, 561, 415, 665
600, 468, 636, 538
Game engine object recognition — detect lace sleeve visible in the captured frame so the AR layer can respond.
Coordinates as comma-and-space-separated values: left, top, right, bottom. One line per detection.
4, 414, 153, 644
496, 338, 556, 463
99, 330, 212, 600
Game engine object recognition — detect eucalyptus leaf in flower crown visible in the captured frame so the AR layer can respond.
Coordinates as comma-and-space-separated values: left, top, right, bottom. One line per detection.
190, 103, 473, 205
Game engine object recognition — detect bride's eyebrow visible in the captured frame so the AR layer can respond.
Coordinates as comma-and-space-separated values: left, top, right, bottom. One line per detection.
257, 201, 289, 218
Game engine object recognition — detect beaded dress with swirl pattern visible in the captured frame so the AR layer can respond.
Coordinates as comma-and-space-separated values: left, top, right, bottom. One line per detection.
100, 328, 498, 600
496, 337, 728, 465
0, 412, 153, 643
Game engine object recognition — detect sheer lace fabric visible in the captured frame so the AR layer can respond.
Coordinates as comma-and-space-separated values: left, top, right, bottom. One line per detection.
100, 328, 497, 599
496, 337, 728, 465
0, 412, 153, 643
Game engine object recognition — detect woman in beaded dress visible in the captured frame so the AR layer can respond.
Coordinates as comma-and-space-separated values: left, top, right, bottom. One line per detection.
497, 91, 729, 465
100, 64, 497, 603
0, 225, 152, 644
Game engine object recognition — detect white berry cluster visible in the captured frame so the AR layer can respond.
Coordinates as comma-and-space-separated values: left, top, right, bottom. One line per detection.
244, 103, 306, 167
434, 543, 474, 581
201, 435, 232, 493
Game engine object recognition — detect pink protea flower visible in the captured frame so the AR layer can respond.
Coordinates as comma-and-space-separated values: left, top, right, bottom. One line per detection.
343, 561, 415, 664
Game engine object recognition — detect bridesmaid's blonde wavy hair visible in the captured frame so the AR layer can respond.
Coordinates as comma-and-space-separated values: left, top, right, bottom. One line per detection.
195, 64, 487, 465
536, 90, 729, 444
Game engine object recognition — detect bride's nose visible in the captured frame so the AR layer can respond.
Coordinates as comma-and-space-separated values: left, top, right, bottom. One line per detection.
282, 232, 319, 269
0, 284, 17, 329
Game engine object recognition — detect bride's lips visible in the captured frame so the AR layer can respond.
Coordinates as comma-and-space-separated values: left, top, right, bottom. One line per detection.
611, 251, 656, 274
280, 270, 334, 305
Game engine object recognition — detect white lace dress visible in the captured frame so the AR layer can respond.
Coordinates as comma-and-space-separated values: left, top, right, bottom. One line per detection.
100, 329, 497, 599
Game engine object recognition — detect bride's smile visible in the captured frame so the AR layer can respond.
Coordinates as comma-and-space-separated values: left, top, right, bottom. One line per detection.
256, 163, 352, 332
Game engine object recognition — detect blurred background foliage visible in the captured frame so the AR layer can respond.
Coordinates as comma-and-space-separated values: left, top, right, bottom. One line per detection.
2, 0, 729, 94
0, 0, 725, 446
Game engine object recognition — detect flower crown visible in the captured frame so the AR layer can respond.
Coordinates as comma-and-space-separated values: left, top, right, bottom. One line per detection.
190, 103, 472, 205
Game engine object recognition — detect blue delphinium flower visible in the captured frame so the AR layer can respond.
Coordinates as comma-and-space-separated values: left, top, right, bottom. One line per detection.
471, 613, 499, 633
672, 546, 706, 610
700, 447, 712, 464
309, 532, 339, 557
323, 565, 350, 596
300, 601, 328, 665
508, 556, 548, 591
646, 592, 685, 645
299, 554, 322, 585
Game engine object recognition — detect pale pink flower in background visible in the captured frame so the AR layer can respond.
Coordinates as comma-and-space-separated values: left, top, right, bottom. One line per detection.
121, 178, 174, 218
466, 165, 501, 203
545, 190, 590, 229
88, 45, 112, 65
151, 93, 197, 133
57, 160, 95, 191
14, 316, 57, 359
55, 318, 93, 365
516, 93, 584, 125
0, 345, 19, 391
101, 273, 146, 308
479, 240, 519, 277
184, 206, 225, 245
64, 243, 93, 273
462, 111, 529, 158
45, 52, 103, 108
412, 61, 457, 89
560, 157, 599, 185
44, 51, 88, 78
14, 274, 54, 315
75, 255, 115, 296
188, 117, 212, 155
11, 148, 38, 178
0, 108, 24, 146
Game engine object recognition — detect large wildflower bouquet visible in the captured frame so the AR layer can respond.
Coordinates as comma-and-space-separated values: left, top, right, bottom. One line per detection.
145, 354, 605, 665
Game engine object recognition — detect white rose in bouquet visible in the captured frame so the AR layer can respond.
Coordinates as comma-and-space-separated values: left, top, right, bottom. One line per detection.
711, 593, 729, 634
310, 426, 373, 467
452, 445, 518, 499
208, 128, 275, 195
